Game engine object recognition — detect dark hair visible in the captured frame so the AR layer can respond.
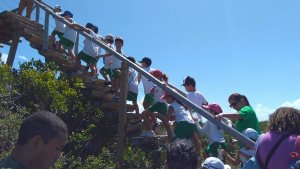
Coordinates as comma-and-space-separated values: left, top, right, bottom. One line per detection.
93, 26, 99, 34
115, 37, 124, 44
85, 22, 94, 30
17, 111, 68, 146
127, 56, 136, 63
162, 74, 168, 82
228, 93, 251, 106
166, 139, 199, 169
183, 76, 196, 87
268, 107, 300, 133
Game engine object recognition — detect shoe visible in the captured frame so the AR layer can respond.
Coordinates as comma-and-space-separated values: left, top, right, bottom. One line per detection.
104, 81, 111, 85
106, 89, 115, 94
140, 130, 155, 138
92, 77, 98, 81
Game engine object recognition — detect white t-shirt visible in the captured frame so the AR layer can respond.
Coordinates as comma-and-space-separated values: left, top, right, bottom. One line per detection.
239, 148, 254, 165
111, 49, 122, 69
128, 67, 138, 94
82, 30, 98, 57
54, 12, 65, 33
140, 67, 155, 94
95, 35, 102, 56
153, 85, 167, 104
198, 121, 225, 144
187, 91, 208, 122
103, 44, 115, 69
63, 19, 77, 43
171, 101, 194, 124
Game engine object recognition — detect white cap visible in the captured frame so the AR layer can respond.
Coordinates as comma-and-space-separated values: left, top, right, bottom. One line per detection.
202, 157, 231, 169
242, 128, 259, 140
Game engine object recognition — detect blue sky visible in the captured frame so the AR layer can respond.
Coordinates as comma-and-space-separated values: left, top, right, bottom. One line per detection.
1, 0, 300, 121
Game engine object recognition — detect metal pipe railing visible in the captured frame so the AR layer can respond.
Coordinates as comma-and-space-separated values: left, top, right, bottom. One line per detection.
33, 0, 255, 149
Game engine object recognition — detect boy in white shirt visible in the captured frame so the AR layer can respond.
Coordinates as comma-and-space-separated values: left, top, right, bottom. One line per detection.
58, 11, 77, 62
126, 57, 139, 115
182, 76, 208, 123
99, 34, 114, 85
137, 57, 155, 109
50, 5, 65, 49
72, 22, 99, 78
198, 103, 227, 159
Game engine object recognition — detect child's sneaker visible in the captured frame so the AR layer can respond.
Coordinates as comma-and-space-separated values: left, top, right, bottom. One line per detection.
140, 130, 155, 138
113, 96, 120, 102
104, 81, 112, 86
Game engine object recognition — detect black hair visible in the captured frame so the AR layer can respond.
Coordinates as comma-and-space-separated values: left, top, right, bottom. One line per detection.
184, 76, 196, 87
93, 26, 99, 34
166, 139, 199, 169
228, 93, 251, 106
127, 56, 136, 63
85, 22, 94, 30
16, 111, 68, 146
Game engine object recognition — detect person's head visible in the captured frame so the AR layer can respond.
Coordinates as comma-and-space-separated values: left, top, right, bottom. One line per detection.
161, 89, 178, 104
127, 56, 136, 63
53, 5, 61, 13
202, 103, 223, 115
228, 93, 251, 111
115, 36, 124, 50
85, 22, 94, 30
242, 128, 259, 142
104, 34, 114, 44
268, 107, 300, 133
182, 76, 196, 92
202, 157, 231, 169
139, 57, 152, 68
93, 25, 99, 34
151, 69, 168, 82
61, 11, 73, 20
15, 111, 68, 169
166, 139, 199, 169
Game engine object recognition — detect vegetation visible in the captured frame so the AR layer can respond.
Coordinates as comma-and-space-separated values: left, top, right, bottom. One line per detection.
0, 58, 269, 168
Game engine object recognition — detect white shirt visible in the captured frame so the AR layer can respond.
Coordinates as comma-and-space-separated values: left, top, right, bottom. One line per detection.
198, 121, 225, 144
95, 35, 102, 56
187, 91, 208, 122
54, 12, 65, 33
140, 67, 155, 94
103, 44, 115, 69
128, 67, 138, 94
239, 148, 254, 165
82, 30, 98, 57
153, 85, 167, 104
63, 19, 77, 43
171, 101, 194, 124
111, 49, 122, 69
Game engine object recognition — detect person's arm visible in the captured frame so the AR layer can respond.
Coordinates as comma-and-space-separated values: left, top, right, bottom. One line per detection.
215, 113, 242, 121
223, 150, 241, 166
71, 23, 91, 33
137, 73, 142, 83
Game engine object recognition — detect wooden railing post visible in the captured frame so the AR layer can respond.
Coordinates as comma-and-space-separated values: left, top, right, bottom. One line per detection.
117, 61, 129, 169
35, 4, 40, 22
43, 11, 49, 51
75, 31, 79, 55
6, 32, 20, 66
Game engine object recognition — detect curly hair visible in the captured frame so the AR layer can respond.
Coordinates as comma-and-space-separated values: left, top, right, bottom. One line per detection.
268, 107, 300, 133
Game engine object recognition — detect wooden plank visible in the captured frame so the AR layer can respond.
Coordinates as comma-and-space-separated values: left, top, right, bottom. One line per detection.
90, 90, 113, 101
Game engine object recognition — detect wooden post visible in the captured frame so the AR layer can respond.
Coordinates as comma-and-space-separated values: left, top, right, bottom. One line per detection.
35, 4, 40, 22
6, 32, 20, 66
117, 62, 129, 169
75, 31, 79, 55
43, 11, 49, 51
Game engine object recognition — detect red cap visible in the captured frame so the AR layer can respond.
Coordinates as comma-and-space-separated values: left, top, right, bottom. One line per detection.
202, 103, 223, 114
151, 69, 163, 78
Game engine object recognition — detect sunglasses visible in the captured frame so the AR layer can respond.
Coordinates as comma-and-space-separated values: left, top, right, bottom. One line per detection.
229, 102, 238, 108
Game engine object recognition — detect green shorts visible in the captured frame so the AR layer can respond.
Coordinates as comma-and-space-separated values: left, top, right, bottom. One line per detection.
77, 51, 97, 65
127, 91, 138, 102
174, 121, 196, 139
147, 102, 167, 116
143, 93, 154, 105
53, 30, 64, 40
205, 142, 227, 157
60, 37, 74, 49
111, 69, 120, 79
101, 67, 112, 75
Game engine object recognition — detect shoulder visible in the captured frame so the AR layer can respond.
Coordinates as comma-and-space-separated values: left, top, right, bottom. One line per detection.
240, 106, 254, 113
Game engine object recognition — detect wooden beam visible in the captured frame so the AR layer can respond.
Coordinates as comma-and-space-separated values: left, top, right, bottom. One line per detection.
117, 62, 129, 169
6, 32, 20, 66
